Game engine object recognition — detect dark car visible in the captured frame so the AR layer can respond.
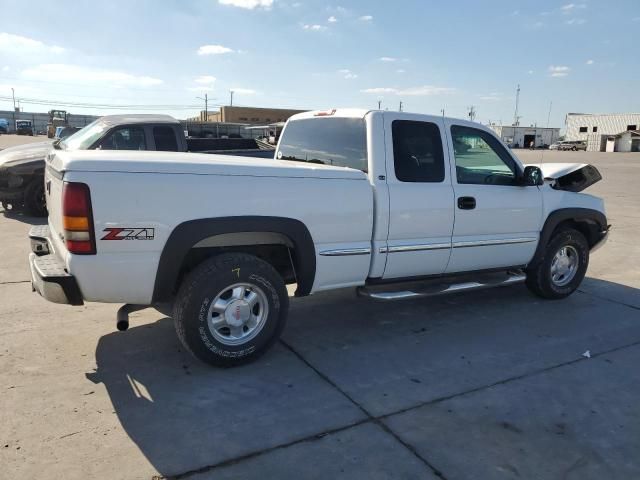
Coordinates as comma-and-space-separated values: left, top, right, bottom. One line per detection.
15, 120, 34, 136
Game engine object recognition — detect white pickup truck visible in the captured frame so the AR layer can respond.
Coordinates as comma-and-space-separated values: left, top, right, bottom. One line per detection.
29, 109, 609, 366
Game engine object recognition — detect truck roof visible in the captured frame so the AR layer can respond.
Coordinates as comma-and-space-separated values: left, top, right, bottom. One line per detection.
99, 114, 179, 126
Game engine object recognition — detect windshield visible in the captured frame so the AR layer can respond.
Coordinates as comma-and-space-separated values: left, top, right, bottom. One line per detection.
61, 120, 107, 150
276, 117, 367, 172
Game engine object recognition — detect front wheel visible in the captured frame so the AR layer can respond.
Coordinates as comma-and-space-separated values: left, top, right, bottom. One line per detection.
173, 253, 289, 367
526, 228, 589, 299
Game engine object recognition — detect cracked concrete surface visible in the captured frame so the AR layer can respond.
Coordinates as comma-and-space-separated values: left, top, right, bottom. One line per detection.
1, 151, 639, 479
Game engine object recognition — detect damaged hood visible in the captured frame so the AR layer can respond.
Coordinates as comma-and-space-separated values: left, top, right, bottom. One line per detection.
0, 141, 54, 169
534, 163, 602, 193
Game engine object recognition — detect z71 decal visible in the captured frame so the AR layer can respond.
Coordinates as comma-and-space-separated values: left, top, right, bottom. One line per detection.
101, 228, 155, 241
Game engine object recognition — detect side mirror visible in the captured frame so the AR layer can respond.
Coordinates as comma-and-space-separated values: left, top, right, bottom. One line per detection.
522, 165, 544, 186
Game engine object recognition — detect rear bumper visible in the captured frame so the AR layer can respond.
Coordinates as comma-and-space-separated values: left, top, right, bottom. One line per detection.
28, 225, 83, 305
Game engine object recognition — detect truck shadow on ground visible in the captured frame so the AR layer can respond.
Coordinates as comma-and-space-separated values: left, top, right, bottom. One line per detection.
87, 279, 640, 478
0, 208, 47, 225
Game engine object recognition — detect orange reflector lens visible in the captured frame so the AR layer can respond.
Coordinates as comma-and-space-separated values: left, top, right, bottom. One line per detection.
63, 216, 89, 231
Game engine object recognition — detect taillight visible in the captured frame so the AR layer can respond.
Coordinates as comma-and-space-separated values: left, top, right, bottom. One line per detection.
62, 182, 96, 255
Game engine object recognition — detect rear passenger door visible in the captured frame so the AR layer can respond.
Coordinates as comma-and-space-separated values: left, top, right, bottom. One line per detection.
382, 114, 455, 279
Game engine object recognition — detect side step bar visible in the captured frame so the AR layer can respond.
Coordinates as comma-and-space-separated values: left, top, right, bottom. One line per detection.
358, 271, 526, 301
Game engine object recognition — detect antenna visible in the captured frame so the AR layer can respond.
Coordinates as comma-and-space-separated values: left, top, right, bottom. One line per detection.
513, 84, 520, 126
399, 101, 403, 112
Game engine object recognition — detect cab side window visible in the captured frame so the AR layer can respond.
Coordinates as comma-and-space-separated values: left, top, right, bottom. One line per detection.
100, 127, 147, 150
392, 120, 445, 182
451, 126, 517, 186
153, 126, 179, 151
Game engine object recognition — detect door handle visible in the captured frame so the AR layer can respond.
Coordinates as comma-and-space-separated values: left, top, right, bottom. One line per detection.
457, 196, 476, 210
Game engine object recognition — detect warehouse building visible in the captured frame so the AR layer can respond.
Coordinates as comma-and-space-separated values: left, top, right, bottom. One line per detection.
488, 125, 560, 149
193, 106, 307, 124
0, 109, 97, 134
565, 112, 640, 151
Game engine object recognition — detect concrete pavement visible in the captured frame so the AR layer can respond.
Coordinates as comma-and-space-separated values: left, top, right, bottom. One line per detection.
1, 150, 639, 479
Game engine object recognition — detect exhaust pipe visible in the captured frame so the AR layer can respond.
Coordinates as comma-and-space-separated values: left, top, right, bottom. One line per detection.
116, 304, 148, 331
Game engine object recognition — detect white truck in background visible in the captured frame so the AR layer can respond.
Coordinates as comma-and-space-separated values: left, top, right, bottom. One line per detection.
29, 109, 609, 366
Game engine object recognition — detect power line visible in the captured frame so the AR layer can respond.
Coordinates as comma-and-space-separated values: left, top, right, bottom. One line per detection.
0, 95, 208, 110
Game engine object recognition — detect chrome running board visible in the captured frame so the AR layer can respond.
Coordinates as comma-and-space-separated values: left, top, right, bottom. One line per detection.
358, 271, 526, 300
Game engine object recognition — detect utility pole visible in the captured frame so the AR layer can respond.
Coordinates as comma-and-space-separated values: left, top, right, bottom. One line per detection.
377, 100, 381, 110
399, 101, 403, 112
513, 84, 520, 126
546, 100, 553, 128
195, 94, 209, 121
11, 87, 16, 132
230, 90, 234, 106
468, 105, 476, 122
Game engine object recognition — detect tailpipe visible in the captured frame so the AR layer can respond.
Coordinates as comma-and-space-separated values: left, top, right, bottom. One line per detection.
116, 304, 148, 331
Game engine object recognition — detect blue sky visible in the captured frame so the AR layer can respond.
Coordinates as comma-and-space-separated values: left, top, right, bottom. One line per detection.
0, 0, 638, 128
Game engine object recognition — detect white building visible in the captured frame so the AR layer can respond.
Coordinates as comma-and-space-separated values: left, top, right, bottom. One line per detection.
612, 130, 640, 153
488, 125, 560, 148
565, 113, 640, 151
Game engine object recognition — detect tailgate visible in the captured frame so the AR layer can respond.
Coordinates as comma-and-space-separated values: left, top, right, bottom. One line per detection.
44, 158, 65, 252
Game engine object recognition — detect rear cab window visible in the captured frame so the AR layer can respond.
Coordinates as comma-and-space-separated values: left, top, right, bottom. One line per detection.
276, 117, 367, 172
153, 126, 179, 151
392, 120, 445, 182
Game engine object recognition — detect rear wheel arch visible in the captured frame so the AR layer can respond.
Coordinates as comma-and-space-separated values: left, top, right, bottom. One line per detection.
152, 216, 316, 303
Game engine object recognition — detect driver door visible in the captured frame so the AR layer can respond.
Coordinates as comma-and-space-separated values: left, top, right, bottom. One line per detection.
444, 121, 543, 273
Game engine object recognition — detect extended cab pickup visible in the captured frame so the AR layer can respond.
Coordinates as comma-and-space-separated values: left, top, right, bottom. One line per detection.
28, 109, 609, 366
0, 114, 272, 216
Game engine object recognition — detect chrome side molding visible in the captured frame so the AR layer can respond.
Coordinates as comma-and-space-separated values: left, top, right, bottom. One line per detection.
319, 247, 371, 256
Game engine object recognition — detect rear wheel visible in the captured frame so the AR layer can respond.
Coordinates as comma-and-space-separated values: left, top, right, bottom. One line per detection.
23, 179, 47, 217
526, 228, 589, 299
173, 253, 289, 367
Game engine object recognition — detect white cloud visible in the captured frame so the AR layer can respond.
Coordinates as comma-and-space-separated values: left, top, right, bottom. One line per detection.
0, 32, 65, 55
565, 18, 586, 25
197, 44, 234, 55
379, 56, 396, 62
479, 92, 503, 101
362, 87, 397, 95
1, 66, 9, 72
362, 85, 455, 96
218, 0, 273, 9
549, 65, 570, 77
22, 64, 163, 88
328, 15, 337, 22
231, 87, 257, 94
561, 3, 586, 13
188, 75, 216, 91
586, 59, 594, 65
396, 69, 405, 74
195, 75, 217, 84
338, 69, 357, 79
302, 24, 326, 31
359, 15, 373, 21
633, 16, 640, 22
528, 69, 534, 74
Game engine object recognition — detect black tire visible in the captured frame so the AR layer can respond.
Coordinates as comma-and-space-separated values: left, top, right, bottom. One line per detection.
526, 228, 589, 299
23, 179, 47, 217
173, 253, 289, 367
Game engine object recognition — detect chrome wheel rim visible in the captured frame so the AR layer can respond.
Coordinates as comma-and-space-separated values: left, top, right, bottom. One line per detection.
207, 283, 269, 346
550, 245, 579, 287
